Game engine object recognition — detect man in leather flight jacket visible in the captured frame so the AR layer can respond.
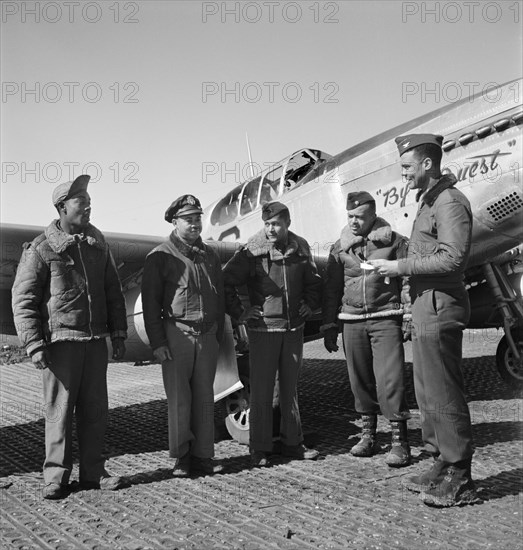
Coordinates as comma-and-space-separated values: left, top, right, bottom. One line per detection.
12, 175, 128, 499
370, 134, 478, 508
322, 191, 411, 468
223, 201, 322, 467
141, 194, 224, 477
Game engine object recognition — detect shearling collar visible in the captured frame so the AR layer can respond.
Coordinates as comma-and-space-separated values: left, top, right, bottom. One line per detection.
339, 217, 392, 251
245, 229, 308, 259
45, 220, 106, 254
417, 173, 458, 205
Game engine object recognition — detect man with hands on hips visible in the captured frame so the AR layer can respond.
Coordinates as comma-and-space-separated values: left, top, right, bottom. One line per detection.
369, 134, 478, 508
223, 201, 322, 467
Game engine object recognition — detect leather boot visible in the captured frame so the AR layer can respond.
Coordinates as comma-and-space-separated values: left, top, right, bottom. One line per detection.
404, 456, 446, 493
350, 415, 378, 457
385, 420, 411, 467
420, 459, 480, 507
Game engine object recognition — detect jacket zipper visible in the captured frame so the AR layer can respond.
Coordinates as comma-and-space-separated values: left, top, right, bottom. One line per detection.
77, 240, 93, 338
362, 241, 368, 314
282, 255, 292, 328
194, 257, 203, 323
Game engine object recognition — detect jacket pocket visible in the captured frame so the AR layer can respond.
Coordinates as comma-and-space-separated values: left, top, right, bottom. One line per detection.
263, 295, 282, 318
53, 289, 88, 328
169, 284, 188, 317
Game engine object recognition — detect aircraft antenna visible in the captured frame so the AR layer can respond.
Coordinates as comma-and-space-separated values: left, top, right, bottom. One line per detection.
245, 132, 255, 178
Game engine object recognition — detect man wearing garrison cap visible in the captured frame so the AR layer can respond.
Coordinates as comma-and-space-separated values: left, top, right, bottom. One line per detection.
223, 201, 322, 466
12, 175, 128, 499
322, 191, 411, 468
141, 194, 225, 477
369, 134, 477, 507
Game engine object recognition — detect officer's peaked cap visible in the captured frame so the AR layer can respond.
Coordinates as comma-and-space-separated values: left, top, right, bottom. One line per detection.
165, 194, 203, 223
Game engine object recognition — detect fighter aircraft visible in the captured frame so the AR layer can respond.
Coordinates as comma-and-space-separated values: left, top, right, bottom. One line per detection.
1, 78, 522, 442
201, 78, 523, 380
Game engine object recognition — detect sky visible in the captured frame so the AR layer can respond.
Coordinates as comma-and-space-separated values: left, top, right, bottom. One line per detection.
1, 0, 522, 236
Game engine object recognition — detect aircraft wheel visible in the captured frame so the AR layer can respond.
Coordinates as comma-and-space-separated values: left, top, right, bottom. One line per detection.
224, 376, 250, 445
495, 328, 523, 387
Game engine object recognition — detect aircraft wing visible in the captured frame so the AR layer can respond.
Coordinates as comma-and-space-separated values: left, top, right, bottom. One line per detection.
0, 223, 245, 401
0, 224, 248, 331
0, 224, 243, 290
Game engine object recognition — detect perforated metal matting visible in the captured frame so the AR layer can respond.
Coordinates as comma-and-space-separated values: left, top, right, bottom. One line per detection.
1, 330, 522, 549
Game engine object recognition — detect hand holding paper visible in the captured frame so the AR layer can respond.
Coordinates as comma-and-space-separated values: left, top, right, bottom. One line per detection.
361, 261, 390, 283
366, 259, 399, 280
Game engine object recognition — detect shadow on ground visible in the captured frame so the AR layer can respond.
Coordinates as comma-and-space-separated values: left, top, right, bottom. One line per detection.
1, 354, 520, 478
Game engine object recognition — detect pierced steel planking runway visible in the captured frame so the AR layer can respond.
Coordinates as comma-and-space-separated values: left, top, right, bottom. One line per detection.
1, 330, 522, 550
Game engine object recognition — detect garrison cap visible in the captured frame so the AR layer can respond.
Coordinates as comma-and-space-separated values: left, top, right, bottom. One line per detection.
395, 133, 444, 156
346, 191, 375, 211
52, 174, 90, 206
165, 194, 203, 223
261, 201, 289, 221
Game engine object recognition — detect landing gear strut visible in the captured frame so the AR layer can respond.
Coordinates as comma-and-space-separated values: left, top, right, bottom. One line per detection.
483, 262, 523, 388
495, 328, 523, 385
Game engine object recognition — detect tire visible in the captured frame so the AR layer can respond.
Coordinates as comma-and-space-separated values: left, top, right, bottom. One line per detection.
223, 357, 281, 444
224, 375, 250, 445
495, 328, 523, 388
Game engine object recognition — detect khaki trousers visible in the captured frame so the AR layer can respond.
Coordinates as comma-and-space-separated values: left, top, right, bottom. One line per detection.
412, 288, 474, 463
342, 317, 410, 421
42, 339, 108, 485
162, 322, 219, 459
248, 329, 304, 452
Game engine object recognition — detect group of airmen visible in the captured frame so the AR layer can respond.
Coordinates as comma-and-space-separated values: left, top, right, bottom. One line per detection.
11, 133, 479, 508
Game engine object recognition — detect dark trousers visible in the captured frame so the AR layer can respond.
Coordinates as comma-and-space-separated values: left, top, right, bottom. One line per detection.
42, 339, 108, 485
248, 329, 304, 452
162, 322, 219, 459
412, 288, 474, 463
342, 317, 410, 421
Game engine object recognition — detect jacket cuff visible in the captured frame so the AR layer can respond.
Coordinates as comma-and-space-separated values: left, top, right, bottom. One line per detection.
397, 259, 410, 276
26, 340, 46, 356
110, 331, 127, 340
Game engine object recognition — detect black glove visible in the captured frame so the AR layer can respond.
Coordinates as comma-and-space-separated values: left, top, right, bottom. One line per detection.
323, 328, 339, 353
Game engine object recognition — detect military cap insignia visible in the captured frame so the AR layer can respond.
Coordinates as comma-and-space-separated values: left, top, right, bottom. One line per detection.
395, 134, 444, 156
261, 201, 289, 221
165, 194, 203, 223
346, 191, 375, 211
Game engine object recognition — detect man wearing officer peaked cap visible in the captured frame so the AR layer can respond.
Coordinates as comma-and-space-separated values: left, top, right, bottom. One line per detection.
322, 190, 411, 468
164, 194, 204, 222
12, 175, 128, 499
369, 134, 478, 507
141, 194, 225, 477
223, 201, 322, 467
